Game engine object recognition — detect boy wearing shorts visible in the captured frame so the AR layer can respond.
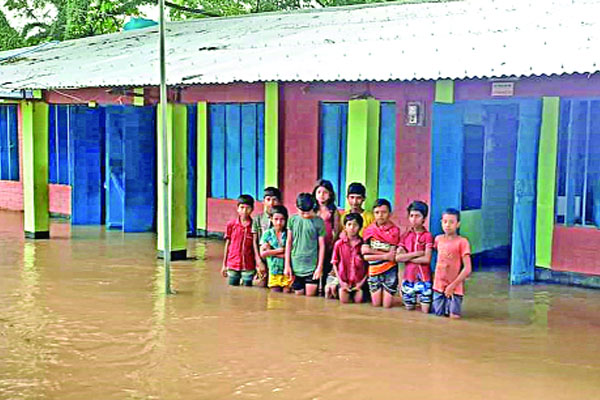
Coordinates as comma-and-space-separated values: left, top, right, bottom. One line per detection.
331, 213, 367, 304
432, 208, 472, 319
221, 195, 257, 286
396, 201, 434, 313
284, 193, 326, 296
362, 199, 401, 308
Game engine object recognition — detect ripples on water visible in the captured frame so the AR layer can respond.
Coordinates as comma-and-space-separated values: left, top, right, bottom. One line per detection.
1, 211, 599, 399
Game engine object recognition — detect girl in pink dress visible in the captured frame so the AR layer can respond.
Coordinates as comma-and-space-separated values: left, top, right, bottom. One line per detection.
312, 179, 341, 296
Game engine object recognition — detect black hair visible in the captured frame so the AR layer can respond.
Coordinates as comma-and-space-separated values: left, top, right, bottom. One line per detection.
296, 192, 315, 212
269, 205, 288, 220
264, 186, 282, 200
347, 182, 366, 198
442, 208, 461, 221
343, 212, 364, 229
372, 198, 392, 212
407, 200, 429, 218
312, 179, 337, 208
269, 205, 288, 230
237, 194, 255, 209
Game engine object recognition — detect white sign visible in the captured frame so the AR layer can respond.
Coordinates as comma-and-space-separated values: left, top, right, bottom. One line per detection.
491, 82, 515, 97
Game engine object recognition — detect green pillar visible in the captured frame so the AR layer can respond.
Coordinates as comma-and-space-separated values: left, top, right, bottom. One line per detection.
196, 101, 208, 233
345, 98, 380, 210
265, 82, 279, 188
435, 80, 455, 104
21, 101, 50, 239
157, 103, 187, 260
536, 97, 560, 268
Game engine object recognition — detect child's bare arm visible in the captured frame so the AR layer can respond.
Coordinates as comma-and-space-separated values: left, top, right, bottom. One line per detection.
410, 248, 432, 264
395, 247, 425, 262
253, 233, 266, 276
313, 236, 326, 280
221, 239, 230, 277
364, 245, 397, 262
284, 229, 293, 277
445, 254, 473, 297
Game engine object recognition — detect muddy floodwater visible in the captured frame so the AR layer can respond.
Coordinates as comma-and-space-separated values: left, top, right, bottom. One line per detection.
1, 210, 600, 399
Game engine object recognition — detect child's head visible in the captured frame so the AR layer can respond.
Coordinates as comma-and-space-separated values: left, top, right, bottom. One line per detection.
269, 205, 288, 232
407, 200, 429, 229
372, 198, 392, 225
237, 194, 255, 218
312, 179, 336, 207
263, 187, 282, 210
346, 182, 366, 210
343, 212, 363, 238
441, 208, 461, 235
296, 192, 315, 218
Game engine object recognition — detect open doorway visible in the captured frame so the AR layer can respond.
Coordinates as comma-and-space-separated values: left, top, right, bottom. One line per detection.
431, 100, 541, 284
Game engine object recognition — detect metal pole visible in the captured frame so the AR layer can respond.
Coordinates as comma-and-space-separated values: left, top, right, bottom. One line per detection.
158, 0, 173, 294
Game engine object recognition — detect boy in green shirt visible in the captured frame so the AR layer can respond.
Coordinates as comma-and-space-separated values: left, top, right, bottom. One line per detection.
284, 193, 326, 296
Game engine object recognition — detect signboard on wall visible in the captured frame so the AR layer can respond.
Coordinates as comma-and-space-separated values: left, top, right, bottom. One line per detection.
491, 82, 515, 97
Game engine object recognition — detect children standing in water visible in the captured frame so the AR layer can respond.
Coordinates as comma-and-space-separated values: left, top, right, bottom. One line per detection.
221, 195, 257, 287
252, 187, 282, 287
285, 193, 326, 296
362, 199, 401, 308
432, 208, 472, 319
260, 205, 292, 292
396, 201, 434, 313
331, 213, 367, 304
312, 180, 341, 295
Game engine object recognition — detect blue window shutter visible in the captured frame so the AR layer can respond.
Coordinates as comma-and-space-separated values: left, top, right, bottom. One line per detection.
378, 102, 396, 205
209, 104, 226, 199
225, 104, 242, 199
256, 103, 265, 200
320, 103, 348, 204
241, 103, 258, 197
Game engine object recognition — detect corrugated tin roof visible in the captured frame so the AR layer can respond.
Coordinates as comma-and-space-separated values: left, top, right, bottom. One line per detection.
1, 0, 600, 90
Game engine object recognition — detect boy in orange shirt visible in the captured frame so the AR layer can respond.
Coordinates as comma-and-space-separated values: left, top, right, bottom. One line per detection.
432, 208, 472, 319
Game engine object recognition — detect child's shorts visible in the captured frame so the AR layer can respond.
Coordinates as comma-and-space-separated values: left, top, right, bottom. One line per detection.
401, 280, 433, 308
268, 273, 292, 288
228, 269, 255, 287
432, 291, 463, 317
325, 275, 339, 291
368, 266, 399, 295
291, 274, 319, 291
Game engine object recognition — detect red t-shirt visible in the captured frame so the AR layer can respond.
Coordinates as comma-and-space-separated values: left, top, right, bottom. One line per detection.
433, 235, 471, 296
398, 228, 434, 282
331, 236, 366, 286
225, 217, 256, 271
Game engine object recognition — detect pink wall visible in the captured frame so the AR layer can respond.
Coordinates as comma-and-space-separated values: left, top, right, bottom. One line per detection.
552, 226, 600, 276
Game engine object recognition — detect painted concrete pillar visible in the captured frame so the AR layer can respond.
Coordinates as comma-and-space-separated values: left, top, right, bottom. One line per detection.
21, 101, 50, 239
196, 102, 208, 233
536, 97, 560, 268
264, 82, 279, 188
345, 98, 380, 210
435, 80, 455, 104
157, 103, 187, 260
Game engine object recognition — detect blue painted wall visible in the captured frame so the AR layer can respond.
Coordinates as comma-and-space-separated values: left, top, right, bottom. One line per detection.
378, 102, 396, 205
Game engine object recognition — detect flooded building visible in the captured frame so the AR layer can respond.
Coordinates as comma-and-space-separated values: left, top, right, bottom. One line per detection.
0, 0, 599, 286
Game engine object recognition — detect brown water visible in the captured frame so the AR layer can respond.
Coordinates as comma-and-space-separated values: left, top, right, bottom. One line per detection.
1, 210, 599, 400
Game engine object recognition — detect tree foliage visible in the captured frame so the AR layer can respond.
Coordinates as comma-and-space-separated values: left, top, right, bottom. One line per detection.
1, 0, 449, 51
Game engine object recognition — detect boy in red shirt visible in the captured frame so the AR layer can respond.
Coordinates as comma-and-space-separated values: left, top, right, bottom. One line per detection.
221, 194, 257, 286
396, 201, 434, 313
432, 208, 472, 318
331, 213, 367, 304
362, 199, 401, 308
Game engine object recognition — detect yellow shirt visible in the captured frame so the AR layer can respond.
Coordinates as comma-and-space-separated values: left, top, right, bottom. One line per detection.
341, 210, 375, 237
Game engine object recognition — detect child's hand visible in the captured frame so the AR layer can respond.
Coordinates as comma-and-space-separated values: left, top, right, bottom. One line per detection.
221, 265, 228, 278
444, 283, 456, 298
312, 266, 323, 280
339, 281, 350, 292
257, 259, 267, 275
260, 243, 270, 252
284, 265, 292, 278
386, 250, 396, 261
